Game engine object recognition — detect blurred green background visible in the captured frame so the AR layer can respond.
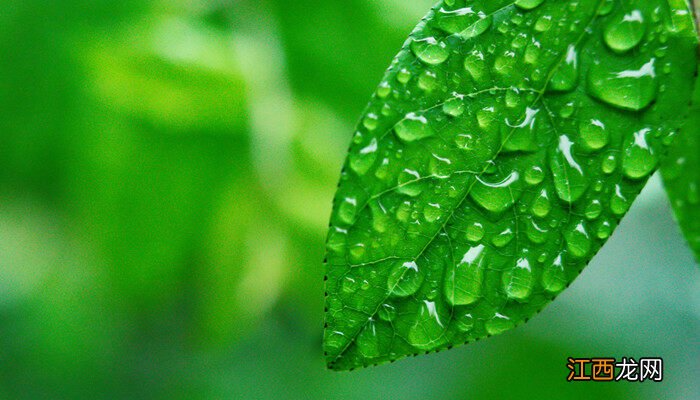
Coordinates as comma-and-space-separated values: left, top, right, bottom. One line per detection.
0, 0, 697, 398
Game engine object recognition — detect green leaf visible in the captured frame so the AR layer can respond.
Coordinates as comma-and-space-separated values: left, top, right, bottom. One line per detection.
323, 0, 698, 370
661, 63, 700, 261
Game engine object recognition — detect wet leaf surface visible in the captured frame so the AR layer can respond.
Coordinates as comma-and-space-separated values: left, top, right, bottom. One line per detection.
324, 0, 698, 370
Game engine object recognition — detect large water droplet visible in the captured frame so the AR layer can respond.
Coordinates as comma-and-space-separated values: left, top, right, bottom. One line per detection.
550, 135, 588, 203
437, 7, 484, 34
387, 261, 425, 297
395, 112, 435, 142
579, 119, 608, 151
349, 138, 378, 175
457, 14, 492, 39
326, 227, 347, 254
464, 50, 486, 81
587, 58, 658, 111
485, 313, 515, 335
370, 201, 390, 233
542, 254, 566, 293
397, 168, 425, 197
470, 171, 522, 213
585, 200, 603, 220
622, 128, 657, 179
565, 222, 591, 258
357, 320, 389, 358
526, 219, 549, 244
604, 10, 646, 53
494, 51, 516, 76
503, 107, 540, 152
338, 197, 358, 225
407, 300, 446, 350
502, 257, 534, 300
525, 166, 545, 185
410, 37, 449, 65
548, 44, 579, 92
492, 228, 515, 248
515, 0, 545, 11
610, 184, 630, 215
531, 189, 551, 218
534, 15, 553, 32
444, 245, 485, 305
423, 203, 443, 223
342, 275, 358, 294
378, 303, 396, 322
443, 96, 465, 117
455, 312, 474, 332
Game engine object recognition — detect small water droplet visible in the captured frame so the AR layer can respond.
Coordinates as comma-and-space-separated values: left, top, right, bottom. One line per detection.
455, 313, 474, 332
464, 50, 486, 81
410, 37, 449, 65
531, 189, 551, 218
395, 112, 435, 142
378, 303, 396, 322
565, 222, 591, 258
492, 228, 515, 248
515, 0, 545, 11
387, 261, 424, 297
597, 0, 614, 16
580, 119, 609, 151
604, 10, 646, 53
527, 219, 549, 244
503, 257, 534, 300
377, 82, 391, 98
342, 275, 358, 293
397, 68, 412, 84
357, 320, 389, 358
443, 96, 465, 117
622, 128, 657, 179
349, 138, 378, 175
423, 203, 442, 223
542, 254, 566, 293
550, 135, 588, 203
494, 51, 516, 76
397, 168, 425, 197
457, 14, 492, 39
445, 245, 485, 305
437, 7, 483, 34
418, 70, 438, 91
610, 185, 629, 215
326, 227, 347, 254
601, 154, 617, 174
597, 220, 613, 239
349, 243, 366, 262
485, 313, 515, 335
585, 200, 603, 220
466, 222, 485, 243
534, 15, 553, 32
525, 166, 545, 185
338, 197, 358, 225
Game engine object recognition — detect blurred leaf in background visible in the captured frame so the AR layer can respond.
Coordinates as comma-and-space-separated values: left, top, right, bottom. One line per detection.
0, 0, 697, 399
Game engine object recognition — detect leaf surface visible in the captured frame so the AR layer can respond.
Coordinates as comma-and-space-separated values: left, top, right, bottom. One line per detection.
324, 0, 698, 370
